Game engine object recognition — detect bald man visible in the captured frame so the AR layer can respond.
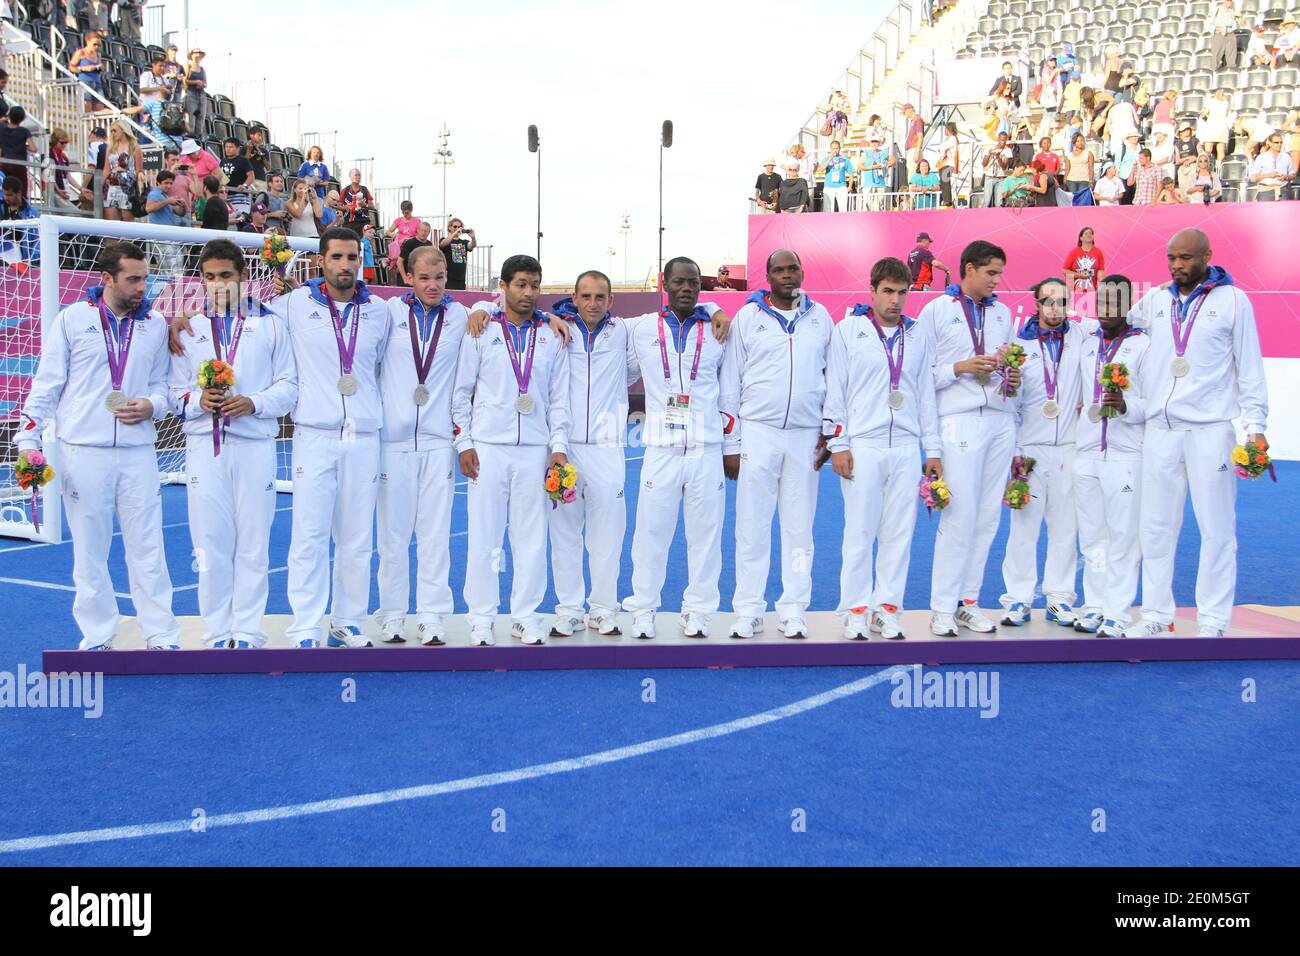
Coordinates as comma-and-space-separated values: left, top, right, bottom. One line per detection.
1125, 228, 1268, 637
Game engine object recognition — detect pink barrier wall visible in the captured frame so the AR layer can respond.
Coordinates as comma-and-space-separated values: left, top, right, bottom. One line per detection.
746, 204, 1300, 358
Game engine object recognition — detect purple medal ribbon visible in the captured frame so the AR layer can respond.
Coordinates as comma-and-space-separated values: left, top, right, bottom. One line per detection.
1037, 330, 1064, 400
954, 294, 986, 355
866, 308, 906, 394
208, 310, 247, 457
498, 313, 538, 398
325, 291, 362, 376
657, 310, 706, 384
408, 301, 446, 385
1093, 328, 1128, 451
97, 299, 135, 395
1169, 284, 1214, 359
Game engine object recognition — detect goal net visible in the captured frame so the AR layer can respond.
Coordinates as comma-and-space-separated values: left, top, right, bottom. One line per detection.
0, 216, 319, 543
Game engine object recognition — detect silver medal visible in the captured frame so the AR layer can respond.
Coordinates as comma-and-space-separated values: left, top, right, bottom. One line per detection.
1087, 404, 1103, 423
412, 384, 430, 406
1041, 399, 1061, 419
337, 373, 358, 396
887, 390, 905, 410
104, 389, 127, 412
515, 394, 535, 415
1171, 356, 1190, 378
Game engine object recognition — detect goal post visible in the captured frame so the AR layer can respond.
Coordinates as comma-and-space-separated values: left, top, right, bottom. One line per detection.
1, 215, 320, 543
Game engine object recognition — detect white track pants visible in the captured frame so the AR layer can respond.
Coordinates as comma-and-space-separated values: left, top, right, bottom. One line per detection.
838, 442, 919, 614
185, 434, 277, 645
59, 441, 178, 650
732, 421, 820, 620
1073, 455, 1141, 625
1000, 442, 1079, 607
625, 444, 725, 616
930, 412, 1016, 612
285, 427, 379, 641
464, 443, 549, 627
376, 442, 455, 631
548, 443, 626, 619
1138, 422, 1237, 630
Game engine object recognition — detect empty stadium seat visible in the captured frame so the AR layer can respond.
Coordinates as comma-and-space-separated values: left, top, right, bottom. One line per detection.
1238, 90, 1265, 109
1213, 71, 1241, 90
1165, 1, 1189, 19
213, 95, 236, 120
1276, 68, 1300, 86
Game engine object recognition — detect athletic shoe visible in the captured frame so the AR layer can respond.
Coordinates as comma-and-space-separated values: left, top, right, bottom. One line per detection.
1074, 610, 1103, 633
513, 621, 547, 646
631, 611, 657, 640
327, 625, 373, 648
930, 613, 959, 637
1124, 619, 1174, 638
1046, 602, 1077, 627
844, 609, 870, 640
1196, 626, 1226, 637
1001, 602, 1029, 626
83, 642, 114, 651
382, 625, 406, 644
955, 602, 997, 634
680, 612, 709, 639
294, 637, 319, 649
1098, 619, 1125, 638
206, 637, 232, 650
729, 616, 763, 640
231, 639, 256, 649
147, 637, 181, 650
470, 624, 496, 647
587, 612, 621, 636
778, 616, 808, 640
871, 608, 905, 640
417, 622, 446, 647
549, 616, 585, 637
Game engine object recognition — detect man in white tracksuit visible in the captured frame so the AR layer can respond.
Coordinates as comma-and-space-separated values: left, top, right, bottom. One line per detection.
624, 256, 732, 640
453, 254, 571, 647
168, 239, 297, 649
1125, 229, 1269, 637
375, 245, 468, 648
823, 256, 942, 641
283, 227, 391, 648
546, 273, 634, 638
18, 241, 180, 650
719, 248, 832, 640
999, 276, 1085, 630
919, 240, 1020, 637
1073, 274, 1151, 638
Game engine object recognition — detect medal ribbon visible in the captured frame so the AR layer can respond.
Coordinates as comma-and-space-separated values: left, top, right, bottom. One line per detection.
1037, 329, 1064, 400
1093, 327, 1130, 452
1169, 284, 1214, 359
324, 291, 361, 375
407, 300, 446, 386
955, 294, 986, 355
97, 299, 136, 393
657, 310, 705, 385
208, 309, 247, 456
866, 308, 906, 394
498, 313, 538, 396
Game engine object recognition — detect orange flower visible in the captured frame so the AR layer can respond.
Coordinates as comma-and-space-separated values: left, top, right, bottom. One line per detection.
545, 475, 560, 492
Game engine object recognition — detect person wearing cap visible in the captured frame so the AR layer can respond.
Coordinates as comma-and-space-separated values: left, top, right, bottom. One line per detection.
1173, 123, 1202, 194
907, 233, 949, 292
1246, 25, 1270, 67
1093, 162, 1125, 205
162, 44, 184, 102
238, 201, 270, 234
183, 49, 208, 136
1272, 17, 1300, 67
139, 54, 180, 149
777, 161, 809, 214
754, 158, 781, 213
861, 137, 891, 210
819, 140, 855, 213
179, 137, 218, 196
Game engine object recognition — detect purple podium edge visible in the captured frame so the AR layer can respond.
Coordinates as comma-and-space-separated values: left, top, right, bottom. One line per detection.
41, 634, 1300, 676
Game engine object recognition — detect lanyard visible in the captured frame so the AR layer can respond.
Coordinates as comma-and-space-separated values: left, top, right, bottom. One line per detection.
1092, 327, 1129, 402
97, 299, 135, 391
955, 295, 986, 355
1169, 285, 1213, 358
498, 314, 537, 395
1037, 329, 1064, 400
866, 308, 906, 392
407, 300, 446, 386
324, 292, 361, 374
657, 311, 705, 384
208, 310, 246, 368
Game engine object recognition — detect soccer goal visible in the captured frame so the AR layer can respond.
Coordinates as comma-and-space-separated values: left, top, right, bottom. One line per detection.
0, 216, 320, 543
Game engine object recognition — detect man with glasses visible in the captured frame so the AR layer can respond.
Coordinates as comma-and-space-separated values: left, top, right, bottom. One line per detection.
1247, 134, 1294, 201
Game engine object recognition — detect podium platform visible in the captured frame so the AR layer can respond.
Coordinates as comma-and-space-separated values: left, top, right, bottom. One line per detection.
40, 605, 1300, 675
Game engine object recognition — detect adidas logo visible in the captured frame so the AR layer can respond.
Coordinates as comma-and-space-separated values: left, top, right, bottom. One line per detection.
1217, 463, 1228, 472
856, 330, 869, 338
716, 481, 723, 490
644, 480, 654, 489
379, 472, 388, 482
195, 334, 209, 343
264, 481, 274, 491
189, 475, 199, 485
1120, 484, 1133, 493
615, 489, 624, 499
84, 324, 97, 332
950, 317, 962, 325
756, 324, 767, 332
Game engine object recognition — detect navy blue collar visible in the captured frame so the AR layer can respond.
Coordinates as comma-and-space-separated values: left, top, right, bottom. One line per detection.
306, 276, 373, 308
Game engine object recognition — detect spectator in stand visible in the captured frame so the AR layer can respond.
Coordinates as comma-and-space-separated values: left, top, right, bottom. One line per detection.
320, 189, 341, 228
715, 266, 732, 290
219, 137, 254, 191
901, 103, 925, 178
238, 201, 269, 235
1173, 123, 1202, 194
1064, 227, 1106, 294
1079, 87, 1114, 140
1207, 0, 1242, 70
820, 140, 855, 212
1200, 88, 1234, 163
1115, 63, 1140, 105
139, 54, 177, 148
909, 158, 940, 210
1063, 132, 1094, 194
1185, 155, 1223, 204
48, 128, 83, 207
1156, 177, 1186, 204
359, 224, 378, 283
988, 83, 1015, 140
339, 168, 373, 235
1273, 17, 1300, 67
937, 121, 959, 206
286, 179, 322, 238
1107, 98, 1140, 170
164, 148, 194, 221
1093, 162, 1125, 205
0, 105, 34, 191
439, 216, 477, 288
827, 90, 851, 143
1033, 135, 1062, 182
907, 232, 949, 291
989, 61, 1023, 108
145, 169, 187, 226
1152, 89, 1177, 139
777, 162, 809, 214
397, 222, 433, 285
296, 145, 330, 199
1037, 56, 1062, 128
84, 127, 108, 204
785, 143, 815, 186
863, 114, 892, 154
1115, 132, 1141, 203
100, 122, 142, 223
1001, 161, 1032, 207
1151, 130, 1176, 181
1237, 112, 1275, 158
860, 138, 891, 210
754, 158, 781, 212
263, 172, 289, 229
161, 45, 184, 102
1248, 132, 1295, 200
1056, 42, 1078, 85
1128, 149, 1161, 205
1, 177, 37, 231
69, 33, 104, 111
0, 70, 11, 117
182, 49, 207, 136
1246, 26, 1270, 67
1102, 45, 1123, 97
116, 0, 144, 41
1027, 158, 1057, 206
983, 131, 1014, 207
385, 199, 422, 272
246, 129, 269, 193
1283, 109, 1300, 178
1061, 72, 1082, 126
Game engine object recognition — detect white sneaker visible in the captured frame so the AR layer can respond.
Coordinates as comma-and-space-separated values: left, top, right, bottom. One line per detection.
587, 612, 622, 636
326, 624, 373, 648
778, 616, 808, 640
417, 621, 446, 646
844, 610, 870, 641
1196, 625, 1226, 637
871, 608, 905, 640
1124, 619, 1174, 638
147, 636, 181, 650
631, 611, 657, 640
680, 612, 709, 639
381, 621, 406, 644
1000, 602, 1030, 627
729, 616, 763, 640
1098, 618, 1126, 638
1046, 602, 1077, 627
549, 615, 585, 637
955, 603, 997, 634
470, 624, 496, 646
206, 636, 233, 650
930, 613, 958, 637
294, 637, 320, 649
513, 621, 547, 645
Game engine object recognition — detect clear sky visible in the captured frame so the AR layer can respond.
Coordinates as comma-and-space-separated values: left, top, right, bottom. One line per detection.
183, 0, 893, 284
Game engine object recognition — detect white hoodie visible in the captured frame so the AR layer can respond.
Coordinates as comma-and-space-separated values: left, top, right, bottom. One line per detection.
451, 307, 570, 453
1073, 323, 1152, 460
378, 293, 468, 450
1010, 318, 1087, 452
18, 292, 171, 452
627, 307, 729, 449
823, 310, 942, 457
550, 299, 635, 448
168, 302, 298, 441
719, 292, 832, 454
918, 289, 1017, 419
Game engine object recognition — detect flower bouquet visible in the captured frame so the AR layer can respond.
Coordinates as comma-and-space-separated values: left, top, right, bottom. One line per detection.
1098, 362, 1130, 418
15, 450, 54, 533
995, 342, 1027, 398
1003, 456, 1036, 510
919, 473, 951, 517
1231, 439, 1276, 482
545, 460, 578, 508
198, 358, 235, 455
261, 233, 293, 276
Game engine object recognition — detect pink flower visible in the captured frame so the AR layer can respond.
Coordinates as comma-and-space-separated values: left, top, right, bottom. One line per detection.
1234, 465, 1250, 479
562, 487, 577, 503
25, 451, 45, 467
